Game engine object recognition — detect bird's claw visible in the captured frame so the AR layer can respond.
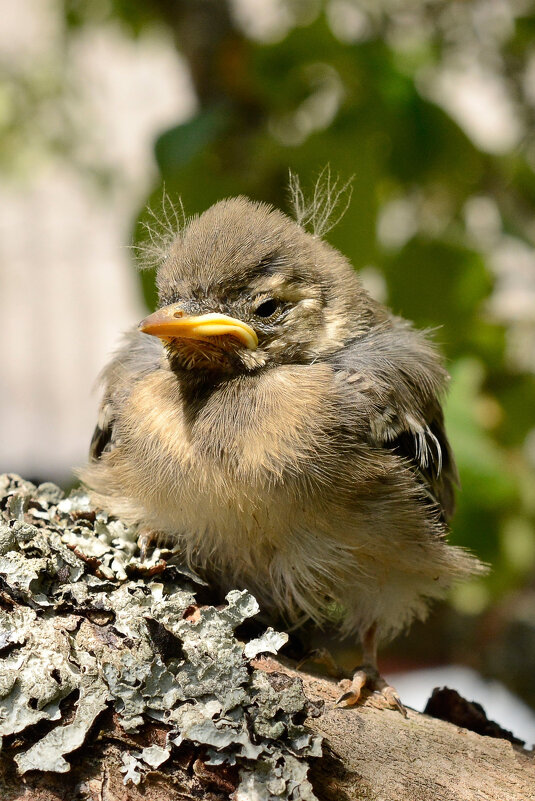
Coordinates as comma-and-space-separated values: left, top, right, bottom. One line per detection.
381, 685, 408, 717
335, 665, 407, 716
137, 529, 157, 563
335, 689, 361, 707
335, 667, 367, 707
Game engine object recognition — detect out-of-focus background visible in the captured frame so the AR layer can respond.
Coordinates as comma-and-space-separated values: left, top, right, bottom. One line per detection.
1, 0, 535, 743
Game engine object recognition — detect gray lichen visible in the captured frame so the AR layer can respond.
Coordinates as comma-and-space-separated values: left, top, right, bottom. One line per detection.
0, 474, 321, 799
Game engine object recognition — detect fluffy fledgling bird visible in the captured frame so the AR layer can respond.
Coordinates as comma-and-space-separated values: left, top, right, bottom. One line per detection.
81, 183, 484, 710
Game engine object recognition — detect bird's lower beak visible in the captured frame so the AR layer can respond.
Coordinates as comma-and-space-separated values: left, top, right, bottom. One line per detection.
138, 303, 258, 350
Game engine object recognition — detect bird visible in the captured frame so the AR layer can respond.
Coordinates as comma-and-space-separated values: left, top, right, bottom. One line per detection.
81, 180, 485, 712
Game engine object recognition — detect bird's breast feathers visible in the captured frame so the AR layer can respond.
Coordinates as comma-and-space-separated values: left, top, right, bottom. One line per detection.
125, 364, 339, 488
82, 357, 481, 635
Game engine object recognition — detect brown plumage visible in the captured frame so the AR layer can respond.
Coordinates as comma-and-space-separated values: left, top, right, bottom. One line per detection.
81, 190, 485, 711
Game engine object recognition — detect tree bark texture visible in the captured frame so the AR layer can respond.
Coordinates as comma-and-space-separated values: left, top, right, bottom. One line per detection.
1, 475, 533, 801
1, 656, 533, 801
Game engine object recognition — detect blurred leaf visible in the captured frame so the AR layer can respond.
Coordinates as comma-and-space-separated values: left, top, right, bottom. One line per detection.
155, 106, 230, 177
445, 358, 519, 563
382, 239, 494, 360
489, 373, 535, 448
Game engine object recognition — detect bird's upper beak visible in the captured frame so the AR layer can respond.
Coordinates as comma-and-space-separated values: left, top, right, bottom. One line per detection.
138, 303, 258, 350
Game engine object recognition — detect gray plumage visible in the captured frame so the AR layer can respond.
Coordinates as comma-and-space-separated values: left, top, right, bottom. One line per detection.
81, 195, 484, 700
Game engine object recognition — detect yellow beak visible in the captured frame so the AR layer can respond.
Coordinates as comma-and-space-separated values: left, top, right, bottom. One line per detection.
138, 303, 258, 351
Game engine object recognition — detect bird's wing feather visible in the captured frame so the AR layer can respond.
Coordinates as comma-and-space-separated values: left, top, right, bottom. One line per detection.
89, 330, 164, 461
379, 407, 458, 521
333, 321, 459, 522
89, 399, 115, 460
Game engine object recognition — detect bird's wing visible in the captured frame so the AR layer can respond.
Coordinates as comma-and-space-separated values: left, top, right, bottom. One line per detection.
377, 405, 458, 522
333, 321, 459, 522
89, 397, 116, 461
89, 330, 164, 462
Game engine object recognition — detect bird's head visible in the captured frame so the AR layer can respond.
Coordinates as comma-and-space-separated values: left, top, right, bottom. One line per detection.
139, 197, 380, 375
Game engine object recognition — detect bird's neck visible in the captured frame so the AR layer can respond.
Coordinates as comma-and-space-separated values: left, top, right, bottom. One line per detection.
169, 365, 252, 418
169, 361, 215, 389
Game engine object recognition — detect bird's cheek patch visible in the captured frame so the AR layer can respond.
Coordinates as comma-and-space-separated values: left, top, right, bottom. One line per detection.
299, 298, 322, 312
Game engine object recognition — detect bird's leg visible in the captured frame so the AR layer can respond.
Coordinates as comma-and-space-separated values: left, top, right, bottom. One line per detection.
336, 623, 407, 716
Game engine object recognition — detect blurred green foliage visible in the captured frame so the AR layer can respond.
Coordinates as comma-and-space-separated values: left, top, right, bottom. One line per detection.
68, 0, 535, 614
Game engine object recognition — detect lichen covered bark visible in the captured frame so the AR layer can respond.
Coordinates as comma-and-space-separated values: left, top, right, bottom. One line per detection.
1, 473, 534, 801
0, 474, 321, 799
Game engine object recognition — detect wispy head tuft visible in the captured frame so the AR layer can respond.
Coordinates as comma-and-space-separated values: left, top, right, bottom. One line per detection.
132, 187, 187, 271
288, 165, 353, 236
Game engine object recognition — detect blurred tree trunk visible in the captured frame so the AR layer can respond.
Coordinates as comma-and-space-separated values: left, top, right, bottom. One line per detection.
152, 0, 251, 107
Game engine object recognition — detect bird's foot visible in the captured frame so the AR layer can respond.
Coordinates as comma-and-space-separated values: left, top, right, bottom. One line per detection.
336, 664, 407, 716
297, 648, 348, 680
137, 528, 158, 562
132, 529, 168, 576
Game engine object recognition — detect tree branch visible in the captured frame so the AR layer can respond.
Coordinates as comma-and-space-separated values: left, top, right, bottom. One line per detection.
0, 474, 533, 801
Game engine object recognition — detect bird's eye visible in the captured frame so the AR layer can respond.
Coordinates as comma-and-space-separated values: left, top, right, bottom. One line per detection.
254, 299, 280, 318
